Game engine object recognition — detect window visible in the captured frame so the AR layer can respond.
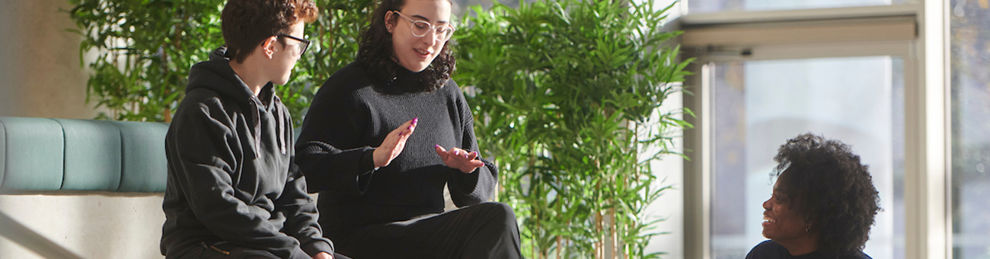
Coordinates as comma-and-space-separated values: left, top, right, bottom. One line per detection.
690, 0, 917, 13
708, 57, 906, 258
950, 0, 990, 258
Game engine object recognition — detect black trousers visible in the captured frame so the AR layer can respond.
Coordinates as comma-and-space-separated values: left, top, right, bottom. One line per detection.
336, 202, 523, 259
168, 241, 352, 259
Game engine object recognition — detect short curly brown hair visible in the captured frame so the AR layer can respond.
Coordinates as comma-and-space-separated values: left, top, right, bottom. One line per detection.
221, 0, 319, 63
772, 133, 881, 257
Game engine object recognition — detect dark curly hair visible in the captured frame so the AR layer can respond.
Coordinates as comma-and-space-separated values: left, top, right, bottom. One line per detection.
772, 133, 880, 257
222, 0, 319, 63
357, 0, 455, 92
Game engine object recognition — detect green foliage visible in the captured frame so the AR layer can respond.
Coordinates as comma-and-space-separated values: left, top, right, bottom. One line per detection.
69, 0, 692, 257
452, 0, 692, 257
67, 0, 373, 123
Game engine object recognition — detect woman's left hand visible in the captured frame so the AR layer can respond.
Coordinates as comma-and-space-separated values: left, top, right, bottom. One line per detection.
434, 145, 485, 173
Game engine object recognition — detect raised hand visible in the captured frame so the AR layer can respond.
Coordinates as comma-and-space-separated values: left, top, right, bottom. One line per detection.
433, 145, 485, 173
373, 118, 417, 168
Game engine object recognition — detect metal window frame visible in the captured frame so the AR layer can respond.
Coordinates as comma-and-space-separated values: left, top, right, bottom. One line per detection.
679, 2, 950, 259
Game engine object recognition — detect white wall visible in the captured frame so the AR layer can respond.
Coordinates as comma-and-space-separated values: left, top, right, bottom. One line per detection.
643, 1, 687, 257
643, 90, 685, 258
0, 0, 95, 119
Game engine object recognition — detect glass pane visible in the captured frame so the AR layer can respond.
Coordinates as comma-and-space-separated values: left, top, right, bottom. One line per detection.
950, 1, 990, 258
690, 0, 917, 13
710, 56, 905, 259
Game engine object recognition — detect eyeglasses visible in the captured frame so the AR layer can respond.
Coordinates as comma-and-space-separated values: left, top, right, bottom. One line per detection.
389, 11, 455, 42
276, 33, 310, 56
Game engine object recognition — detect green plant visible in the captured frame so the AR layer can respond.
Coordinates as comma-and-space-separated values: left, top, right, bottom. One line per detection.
453, 0, 692, 257
67, 0, 373, 123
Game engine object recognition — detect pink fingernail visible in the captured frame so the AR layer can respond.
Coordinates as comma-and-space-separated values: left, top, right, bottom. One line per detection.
412, 117, 419, 125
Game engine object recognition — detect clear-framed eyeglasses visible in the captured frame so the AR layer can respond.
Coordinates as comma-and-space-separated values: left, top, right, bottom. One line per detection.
389, 11, 455, 42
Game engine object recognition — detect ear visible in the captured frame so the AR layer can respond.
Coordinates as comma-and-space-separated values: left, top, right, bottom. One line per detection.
384, 11, 395, 33
261, 36, 278, 59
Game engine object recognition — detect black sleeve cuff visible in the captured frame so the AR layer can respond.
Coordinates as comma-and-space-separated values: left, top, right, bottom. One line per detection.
301, 240, 334, 257
358, 149, 377, 175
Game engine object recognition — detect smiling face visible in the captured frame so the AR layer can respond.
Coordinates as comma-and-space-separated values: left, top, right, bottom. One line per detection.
386, 0, 451, 72
762, 179, 812, 242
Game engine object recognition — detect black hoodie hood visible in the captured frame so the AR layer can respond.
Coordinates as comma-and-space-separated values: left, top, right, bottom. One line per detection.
187, 47, 278, 110
184, 47, 287, 155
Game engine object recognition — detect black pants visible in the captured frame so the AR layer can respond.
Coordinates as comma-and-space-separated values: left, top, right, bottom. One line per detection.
337, 202, 523, 259
169, 241, 352, 259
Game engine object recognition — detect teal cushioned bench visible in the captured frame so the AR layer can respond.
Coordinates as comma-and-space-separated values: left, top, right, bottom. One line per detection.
114, 121, 168, 192
0, 117, 64, 191
57, 119, 122, 191
0, 117, 168, 193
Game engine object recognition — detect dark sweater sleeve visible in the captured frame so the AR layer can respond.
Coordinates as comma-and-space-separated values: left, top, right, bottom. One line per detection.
447, 83, 499, 207
276, 118, 334, 256
295, 78, 378, 196
167, 102, 305, 258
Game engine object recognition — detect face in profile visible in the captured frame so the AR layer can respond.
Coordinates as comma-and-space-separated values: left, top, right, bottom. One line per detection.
762, 179, 812, 242
270, 22, 307, 85
387, 0, 452, 72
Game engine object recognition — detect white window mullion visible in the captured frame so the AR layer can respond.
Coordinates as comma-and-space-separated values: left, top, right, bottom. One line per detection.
905, 0, 950, 258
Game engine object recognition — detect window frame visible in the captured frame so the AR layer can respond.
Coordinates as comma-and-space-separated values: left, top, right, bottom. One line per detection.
678, 2, 950, 259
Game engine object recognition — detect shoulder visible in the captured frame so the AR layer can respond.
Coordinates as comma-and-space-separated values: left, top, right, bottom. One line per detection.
441, 79, 462, 93
439, 79, 466, 102
746, 240, 786, 259
172, 89, 236, 130
175, 89, 223, 117
320, 62, 375, 94
312, 62, 380, 106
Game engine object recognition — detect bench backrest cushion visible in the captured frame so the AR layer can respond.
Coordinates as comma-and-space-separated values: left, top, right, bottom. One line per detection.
0, 117, 168, 192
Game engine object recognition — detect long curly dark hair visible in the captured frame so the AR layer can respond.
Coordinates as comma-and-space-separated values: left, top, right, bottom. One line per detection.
772, 133, 881, 257
356, 0, 455, 92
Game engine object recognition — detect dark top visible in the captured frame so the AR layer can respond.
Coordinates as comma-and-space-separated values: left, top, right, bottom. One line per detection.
161, 47, 333, 258
746, 240, 872, 259
295, 62, 498, 241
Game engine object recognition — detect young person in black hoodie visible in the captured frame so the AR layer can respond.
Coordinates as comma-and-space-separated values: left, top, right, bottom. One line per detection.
160, 1, 343, 258
294, 0, 523, 257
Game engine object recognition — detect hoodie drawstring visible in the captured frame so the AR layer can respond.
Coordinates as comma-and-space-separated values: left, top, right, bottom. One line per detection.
276, 104, 286, 155
251, 99, 262, 158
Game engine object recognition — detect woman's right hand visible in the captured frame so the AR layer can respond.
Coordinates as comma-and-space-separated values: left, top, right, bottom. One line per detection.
372, 118, 417, 168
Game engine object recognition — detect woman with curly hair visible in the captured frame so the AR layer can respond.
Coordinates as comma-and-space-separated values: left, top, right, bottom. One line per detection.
294, 0, 523, 257
746, 133, 881, 259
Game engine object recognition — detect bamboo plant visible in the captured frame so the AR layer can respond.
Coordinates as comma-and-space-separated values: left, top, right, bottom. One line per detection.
67, 0, 372, 123
452, 0, 692, 257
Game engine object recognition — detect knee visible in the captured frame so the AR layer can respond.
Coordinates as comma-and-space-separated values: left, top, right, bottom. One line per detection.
479, 202, 517, 226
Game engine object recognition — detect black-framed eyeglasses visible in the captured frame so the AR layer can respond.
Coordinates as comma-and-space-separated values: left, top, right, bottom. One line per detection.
276, 33, 310, 56
389, 11, 455, 42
